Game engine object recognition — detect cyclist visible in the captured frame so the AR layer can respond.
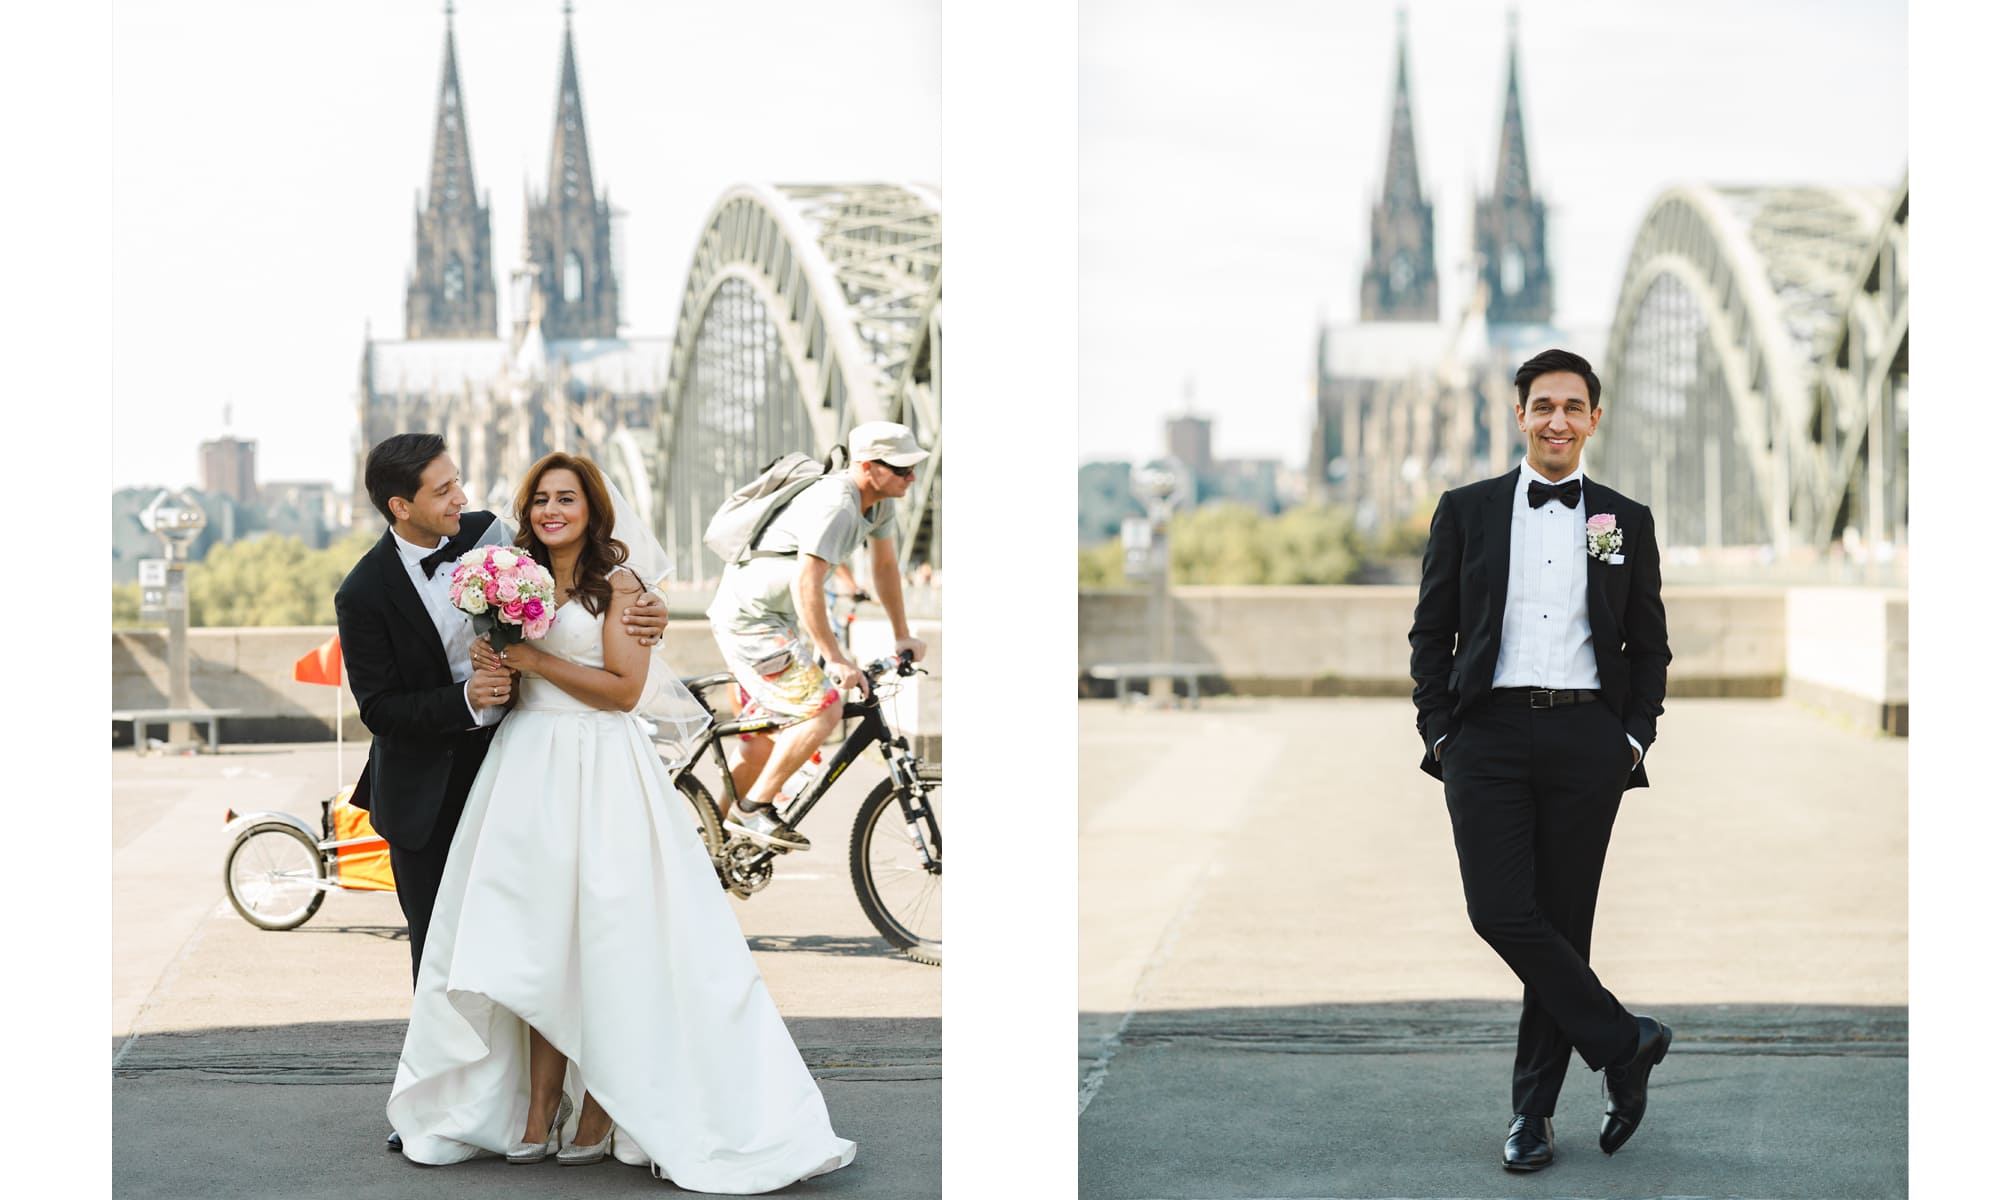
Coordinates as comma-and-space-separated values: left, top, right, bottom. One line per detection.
720, 560, 864, 805
706, 421, 930, 849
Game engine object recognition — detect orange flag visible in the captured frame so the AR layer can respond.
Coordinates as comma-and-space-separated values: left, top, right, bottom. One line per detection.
294, 634, 343, 687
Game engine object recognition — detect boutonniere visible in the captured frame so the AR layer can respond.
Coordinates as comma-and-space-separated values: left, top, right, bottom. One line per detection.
1585, 513, 1624, 563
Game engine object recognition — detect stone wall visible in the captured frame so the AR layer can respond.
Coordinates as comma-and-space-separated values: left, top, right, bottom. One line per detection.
1783, 588, 1909, 734
1080, 586, 1899, 730
112, 620, 943, 756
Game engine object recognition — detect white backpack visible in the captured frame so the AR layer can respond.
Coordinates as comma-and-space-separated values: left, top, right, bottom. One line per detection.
702, 451, 836, 566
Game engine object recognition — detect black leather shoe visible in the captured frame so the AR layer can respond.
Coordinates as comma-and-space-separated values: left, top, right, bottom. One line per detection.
386, 1130, 403, 1153
1502, 1113, 1554, 1171
1600, 1016, 1673, 1154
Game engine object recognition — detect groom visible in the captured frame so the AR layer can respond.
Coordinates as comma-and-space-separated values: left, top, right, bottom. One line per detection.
335, 433, 667, 1153
1407, 349, 1673, 1171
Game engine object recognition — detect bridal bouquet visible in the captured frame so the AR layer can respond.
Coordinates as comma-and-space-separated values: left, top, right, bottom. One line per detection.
448, 546, 558, 648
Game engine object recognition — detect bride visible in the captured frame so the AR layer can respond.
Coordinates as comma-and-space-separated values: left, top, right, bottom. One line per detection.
386, 451, 856, 1191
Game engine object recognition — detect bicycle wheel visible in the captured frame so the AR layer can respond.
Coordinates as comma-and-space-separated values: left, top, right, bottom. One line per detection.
224, 823, 326, 931
674, 773, 727, 866
849, 767, 942, 965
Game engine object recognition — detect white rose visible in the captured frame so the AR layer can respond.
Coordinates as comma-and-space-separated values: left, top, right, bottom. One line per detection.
462, 589, 489, 614
491, 548, 518, 570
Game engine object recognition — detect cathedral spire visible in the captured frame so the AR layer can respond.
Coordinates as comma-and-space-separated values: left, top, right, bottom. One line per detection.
406, 3, 498, 338
525, 1, 619, 339
1475, 8, 1553, 326
1360, 9, 1439, 322
1381, 9, 1425, 210
547, 2, 599, 217
1492, 11, 1533, 207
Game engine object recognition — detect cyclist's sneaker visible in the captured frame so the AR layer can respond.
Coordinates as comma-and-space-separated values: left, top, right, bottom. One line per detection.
726, 803, 812, 851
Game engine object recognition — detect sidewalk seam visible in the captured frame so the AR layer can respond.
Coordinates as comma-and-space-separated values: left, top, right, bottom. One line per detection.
114, 898, 226, 1070
1077, 858, 1214, 1117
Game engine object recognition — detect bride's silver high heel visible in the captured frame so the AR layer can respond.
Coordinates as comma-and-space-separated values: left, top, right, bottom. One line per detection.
505, 1092, 573, 1164
558, 1120, 616, 1166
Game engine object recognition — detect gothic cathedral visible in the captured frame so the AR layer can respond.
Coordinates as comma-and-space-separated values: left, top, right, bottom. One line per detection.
354, 6, 662, 526
1310, 10, 1565, 531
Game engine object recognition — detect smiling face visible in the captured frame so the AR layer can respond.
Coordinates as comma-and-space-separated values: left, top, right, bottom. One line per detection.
528, 467, 589, 552
388, 454, 466, 545
1517, 371, 1601, 482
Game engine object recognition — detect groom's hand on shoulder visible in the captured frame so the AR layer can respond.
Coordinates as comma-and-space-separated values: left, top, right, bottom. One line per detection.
621, 590, 669, 647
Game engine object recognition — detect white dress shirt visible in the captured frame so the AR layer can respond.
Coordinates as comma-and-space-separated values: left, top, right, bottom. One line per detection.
1493, 458, 1598, 691
1438, 458, 1640, 766
390, 527, 505, 729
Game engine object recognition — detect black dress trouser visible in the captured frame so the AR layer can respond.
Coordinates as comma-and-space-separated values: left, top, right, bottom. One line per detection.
1441, 698, 1642, 1115
385, 734, 488, 990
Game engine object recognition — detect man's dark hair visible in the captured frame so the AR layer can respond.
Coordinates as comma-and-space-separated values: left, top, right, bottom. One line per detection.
1514, 348, 1602, 410
364, 433, 448, 524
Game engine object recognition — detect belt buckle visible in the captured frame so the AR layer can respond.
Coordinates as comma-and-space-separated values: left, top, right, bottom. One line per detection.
1528, 689, 1556, 709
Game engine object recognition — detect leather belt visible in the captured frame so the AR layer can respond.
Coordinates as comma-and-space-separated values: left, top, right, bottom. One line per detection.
1490, 687, 1598, 709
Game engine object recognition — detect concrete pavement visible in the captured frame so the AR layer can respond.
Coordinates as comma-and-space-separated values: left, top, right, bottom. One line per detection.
1079, 697, 1908, 1199
113, 741, 939, 1198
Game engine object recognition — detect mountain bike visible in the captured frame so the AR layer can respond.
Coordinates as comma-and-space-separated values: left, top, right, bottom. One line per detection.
658, 652, 942, 965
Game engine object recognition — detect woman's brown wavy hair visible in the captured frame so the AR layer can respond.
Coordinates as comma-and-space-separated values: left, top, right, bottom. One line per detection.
511, 452, 629, 617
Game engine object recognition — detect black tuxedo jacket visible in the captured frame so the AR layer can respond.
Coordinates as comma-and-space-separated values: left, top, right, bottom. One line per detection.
1408, 468, 1671, 790
334, 510, 503, 851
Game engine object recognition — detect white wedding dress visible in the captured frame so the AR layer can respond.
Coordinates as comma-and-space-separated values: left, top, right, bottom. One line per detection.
386, 594, 856, 1192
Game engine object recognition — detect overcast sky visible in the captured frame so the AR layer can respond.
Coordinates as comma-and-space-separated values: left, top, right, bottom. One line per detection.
1079, 0, 1908, 467
111, 0, 941, 493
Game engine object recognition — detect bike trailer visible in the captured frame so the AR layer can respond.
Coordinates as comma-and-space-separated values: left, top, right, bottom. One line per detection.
323, 784, 395, 892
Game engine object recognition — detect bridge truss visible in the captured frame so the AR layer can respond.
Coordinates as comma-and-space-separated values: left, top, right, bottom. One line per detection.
1597, 181, 1905, 556
650, 183, 942, 583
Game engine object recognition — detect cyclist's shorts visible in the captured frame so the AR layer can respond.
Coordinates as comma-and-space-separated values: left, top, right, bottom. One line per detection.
718, 626, 840, 732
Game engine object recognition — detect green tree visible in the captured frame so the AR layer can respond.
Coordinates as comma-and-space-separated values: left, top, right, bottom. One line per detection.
112, 581, 146, 628
1076, 498, 1432, 588
181, 530, 376, 626
1078, 538, 1127, 587
1169, 503, 1269, 584
1261, 503, 1362, 584
1370, 494, 1438, 561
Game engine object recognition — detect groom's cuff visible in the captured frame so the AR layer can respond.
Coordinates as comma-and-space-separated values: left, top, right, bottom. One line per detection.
464, 682, 504, 728
1626, 733, 1643, 771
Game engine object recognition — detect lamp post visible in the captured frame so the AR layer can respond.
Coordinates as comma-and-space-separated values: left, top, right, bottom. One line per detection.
1129, 458, 1190, 707
140, 489, 207, 749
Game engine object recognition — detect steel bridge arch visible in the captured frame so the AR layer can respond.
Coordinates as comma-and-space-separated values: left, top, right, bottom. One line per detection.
1598, 184, 1885, 553
653, 182, 942, 583
1807, 176, 1907, 550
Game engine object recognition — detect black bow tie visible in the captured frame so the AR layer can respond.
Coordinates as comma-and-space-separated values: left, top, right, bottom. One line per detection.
1528, 478, 1582, 510
418, 542, 459, 578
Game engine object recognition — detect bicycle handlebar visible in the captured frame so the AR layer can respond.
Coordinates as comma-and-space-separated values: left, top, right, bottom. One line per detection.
863, 649, 918, 681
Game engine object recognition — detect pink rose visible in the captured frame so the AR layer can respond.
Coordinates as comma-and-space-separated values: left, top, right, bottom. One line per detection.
525, 614, 553, 640
493, 577, 521, 603
522, 597, 544, 621
502, 599, 527, 623
1586, 513, 1617, 534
